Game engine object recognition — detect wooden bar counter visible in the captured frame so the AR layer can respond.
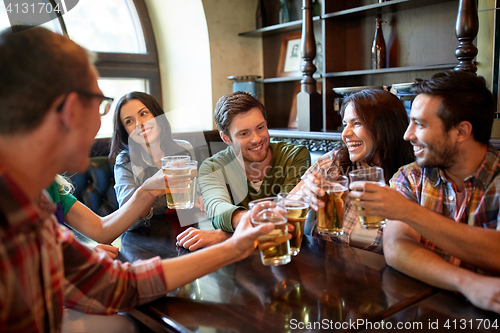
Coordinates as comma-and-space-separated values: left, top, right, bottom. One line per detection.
109, 212, 437, 332
71, 210, 500, 332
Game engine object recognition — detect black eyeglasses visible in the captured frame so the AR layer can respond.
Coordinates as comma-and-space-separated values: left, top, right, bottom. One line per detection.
76, 91, 114, 116
57, 91, 114, 116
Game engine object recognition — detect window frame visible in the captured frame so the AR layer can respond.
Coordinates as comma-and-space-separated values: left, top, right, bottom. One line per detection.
48, 0, 161, 104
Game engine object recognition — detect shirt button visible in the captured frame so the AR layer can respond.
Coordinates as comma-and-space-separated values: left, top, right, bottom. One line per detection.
448, 196, 454, 201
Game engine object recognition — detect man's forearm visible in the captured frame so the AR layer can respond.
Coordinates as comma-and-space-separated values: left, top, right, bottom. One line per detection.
161, 241, 237, 291
400, 205, 500, 273
385, 235, 475, 292
231, 209, 247, 230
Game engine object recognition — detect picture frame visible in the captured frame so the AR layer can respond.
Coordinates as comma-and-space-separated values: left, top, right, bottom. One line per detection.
277, 31, 302, 77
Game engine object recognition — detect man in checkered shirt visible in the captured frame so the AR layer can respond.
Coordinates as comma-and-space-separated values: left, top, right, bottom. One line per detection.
349, 70, 500, 314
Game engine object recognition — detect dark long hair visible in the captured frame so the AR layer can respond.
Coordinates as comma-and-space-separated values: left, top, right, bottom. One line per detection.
338, 89, 414, 183
109, 92, 188, 161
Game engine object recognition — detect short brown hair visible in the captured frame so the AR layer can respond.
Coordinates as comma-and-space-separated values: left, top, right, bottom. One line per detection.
411, 70, 495, 145
0, 25, 95, 135
214, 91, 267, 138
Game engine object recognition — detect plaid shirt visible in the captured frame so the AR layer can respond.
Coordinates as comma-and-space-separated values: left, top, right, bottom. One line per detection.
390, 146, 500, 272
302, 150, 383, 253
0, 168, 167, 332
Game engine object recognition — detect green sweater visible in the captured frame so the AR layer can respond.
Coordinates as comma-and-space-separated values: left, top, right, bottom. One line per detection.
199, 141, 311, 232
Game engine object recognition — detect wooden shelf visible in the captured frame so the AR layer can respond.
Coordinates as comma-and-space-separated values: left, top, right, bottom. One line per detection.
269, 129, 342, 141
239, 16, 321, 37
323, 0, 457, 20
323, 64, 458, 78
236, 0, 460, 132
259, 75, 322, 83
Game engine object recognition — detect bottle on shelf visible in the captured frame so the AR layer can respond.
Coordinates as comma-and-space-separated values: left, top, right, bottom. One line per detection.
256, 0, 267, 29
371, 14, 387, 69
312, 0, 321, 17
279, 0, 290, 24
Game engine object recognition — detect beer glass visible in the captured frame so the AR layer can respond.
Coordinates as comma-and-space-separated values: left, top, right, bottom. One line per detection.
277, 192, 310, 256
316, 172, 348, 235
348, 166, 386, 229
161, 156, 197, 209
249, 198, 291, 266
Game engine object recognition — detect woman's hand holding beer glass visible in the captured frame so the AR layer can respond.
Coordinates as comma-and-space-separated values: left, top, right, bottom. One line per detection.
302, 168, 348, 236
161, 156, 199, 210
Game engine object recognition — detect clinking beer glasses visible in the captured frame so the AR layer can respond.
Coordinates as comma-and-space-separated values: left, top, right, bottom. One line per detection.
249, 198, 291, 266
316, 170, 348, 236
348, 166, 386, 229
161, 156, 197, 209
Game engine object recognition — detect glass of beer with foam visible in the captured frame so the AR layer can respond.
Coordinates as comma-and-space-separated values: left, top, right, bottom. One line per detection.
249, 197, 291, 266
348, 166, 386, 229
277, 192, 310, 256
317, 171, 348, 236
161, 156, 197, 209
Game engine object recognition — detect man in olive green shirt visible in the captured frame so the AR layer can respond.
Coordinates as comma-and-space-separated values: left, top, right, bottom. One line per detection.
176, 92, 311, 250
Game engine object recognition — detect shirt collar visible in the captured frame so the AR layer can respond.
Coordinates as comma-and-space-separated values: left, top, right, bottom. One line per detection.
435, 145, 499, 189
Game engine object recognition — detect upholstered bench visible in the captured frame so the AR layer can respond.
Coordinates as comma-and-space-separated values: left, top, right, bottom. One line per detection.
70, 156, 118, 217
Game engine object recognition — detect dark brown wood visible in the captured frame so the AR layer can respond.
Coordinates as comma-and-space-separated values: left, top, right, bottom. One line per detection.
240, 0, 461, 132
115, 214, 436, 333
297, 0, 322, 131
358, 291, 500, 332
454, 0, 479, 73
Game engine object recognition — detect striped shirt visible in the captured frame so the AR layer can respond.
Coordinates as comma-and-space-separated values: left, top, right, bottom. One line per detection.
302, 150, 383, 253
0, 167, 167, 332
390, 146, 500, 272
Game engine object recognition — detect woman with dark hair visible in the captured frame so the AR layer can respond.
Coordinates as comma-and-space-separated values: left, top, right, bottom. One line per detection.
297, 89, 414, 253
110, 92, 193, 230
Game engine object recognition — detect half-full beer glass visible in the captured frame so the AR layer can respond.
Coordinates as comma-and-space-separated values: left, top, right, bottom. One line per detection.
277, 192, 310, 256
349, 166, 386, 229
249, 198, 291, 266
161, 156, 197, 209
316, 173, 348, 235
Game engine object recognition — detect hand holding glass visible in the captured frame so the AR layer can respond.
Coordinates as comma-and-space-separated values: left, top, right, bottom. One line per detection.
348, 166, 386, 229
249, 198, 291, 266
316, 171, 348, 236
161, 156, 197, 209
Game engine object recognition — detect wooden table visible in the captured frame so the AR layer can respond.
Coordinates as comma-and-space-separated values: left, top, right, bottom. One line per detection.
116, 213, 440, 332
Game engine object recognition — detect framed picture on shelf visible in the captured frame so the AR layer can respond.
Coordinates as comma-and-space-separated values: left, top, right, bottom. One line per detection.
277, 31, 302, 77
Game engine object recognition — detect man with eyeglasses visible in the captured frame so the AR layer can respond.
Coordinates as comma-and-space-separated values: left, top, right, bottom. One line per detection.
0, 26, 274, 332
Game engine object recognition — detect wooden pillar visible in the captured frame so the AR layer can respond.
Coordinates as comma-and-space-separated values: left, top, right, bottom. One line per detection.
297, 0, 322, 131
454, 0, 479, 73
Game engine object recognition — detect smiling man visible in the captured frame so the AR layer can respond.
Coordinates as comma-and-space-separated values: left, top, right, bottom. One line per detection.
176, 92, 311, 250
349, 70, 500, 314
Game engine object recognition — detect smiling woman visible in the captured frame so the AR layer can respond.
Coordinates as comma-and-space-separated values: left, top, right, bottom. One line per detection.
299, 89, 414, 253
109, 92, 193, 230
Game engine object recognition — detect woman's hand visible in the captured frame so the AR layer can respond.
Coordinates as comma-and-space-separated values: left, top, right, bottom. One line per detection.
302, 173, 326, 211
140, 169, 167, 198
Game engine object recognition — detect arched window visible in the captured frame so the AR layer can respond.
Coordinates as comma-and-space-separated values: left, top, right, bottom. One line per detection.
0, 0, 160, 138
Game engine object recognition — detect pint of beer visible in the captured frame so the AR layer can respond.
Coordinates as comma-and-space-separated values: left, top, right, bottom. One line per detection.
249, 198, 291, 266
277, 192, 310, 256
348, 166, 386, 229
161, 156, 197, 209
317, 175, 348, 235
